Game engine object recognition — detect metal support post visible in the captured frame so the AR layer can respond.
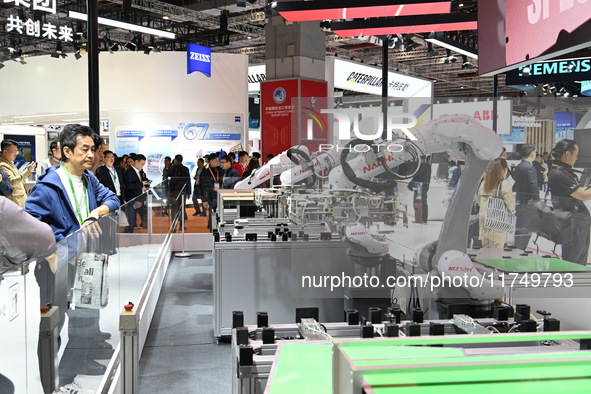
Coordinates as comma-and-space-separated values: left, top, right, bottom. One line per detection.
176, 186, 191, 257
120, 304, 139, 394
39, 306, 60, 394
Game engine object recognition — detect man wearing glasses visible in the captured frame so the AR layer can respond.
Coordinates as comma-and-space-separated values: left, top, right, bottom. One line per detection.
0, 139, 36, 207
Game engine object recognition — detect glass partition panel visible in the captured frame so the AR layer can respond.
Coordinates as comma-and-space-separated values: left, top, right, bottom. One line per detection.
0, 186, 175, 393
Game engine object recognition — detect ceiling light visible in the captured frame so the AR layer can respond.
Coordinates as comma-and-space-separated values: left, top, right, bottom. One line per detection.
425, 35, 478, 59
14, 112, 78, 119
69, 11, 176, 39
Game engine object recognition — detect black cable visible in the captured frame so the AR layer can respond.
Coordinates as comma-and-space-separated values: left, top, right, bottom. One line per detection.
340, 139, 398, 193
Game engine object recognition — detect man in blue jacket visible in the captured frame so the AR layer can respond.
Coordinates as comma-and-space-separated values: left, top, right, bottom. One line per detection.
25, 124, 120, 385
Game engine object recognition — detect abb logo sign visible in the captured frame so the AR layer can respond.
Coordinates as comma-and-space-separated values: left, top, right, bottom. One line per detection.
473, 111, 499, 121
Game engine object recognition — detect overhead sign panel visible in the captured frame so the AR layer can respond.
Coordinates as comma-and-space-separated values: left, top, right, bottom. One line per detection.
278, 0, 451, 22
332, 58, 432, 98
332, 12, 476, 37
479, 0, 591, 75
505, 57, 591, 85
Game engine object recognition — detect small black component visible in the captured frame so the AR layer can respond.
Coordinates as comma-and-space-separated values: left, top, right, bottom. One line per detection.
303, 234, 309, 241
291, 233, 298, 241
429, 322, 445, 336
408, 323, 421, 336
214, 233, 220, 242
236, 327, 249, 345
362, 324, 374, 338
387, 307, 402, 324
346, 309, 360, 325
270, 234, 277, 241
544, 317, 560, 332
232, 311, 244, 328
411, 308, 424, 323
384, 323, 399, 337
262, 327, 275, 344
245, 233, 257, 241
369, 307, 382, 324
494, 306, 509, 321
515, 304, 531, 322
275, 227, 281, 234
520, 319, 537, 332
282, 233, 289, 241
257, 312, 268, 328
225, 233, 232, 242
239, 346, 253, 366
320, 232, 332, 240
267, 231, 273, 239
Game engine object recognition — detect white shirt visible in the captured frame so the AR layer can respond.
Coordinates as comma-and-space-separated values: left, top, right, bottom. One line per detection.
106, 165, 121, 196
57, 166, 89, 224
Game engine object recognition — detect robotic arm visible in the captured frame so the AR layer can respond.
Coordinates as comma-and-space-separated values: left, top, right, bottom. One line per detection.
234, 145, 310, 189
328, 115, 505, 300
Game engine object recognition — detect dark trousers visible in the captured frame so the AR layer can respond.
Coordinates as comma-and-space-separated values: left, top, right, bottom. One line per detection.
125, 203, 137, 233
413, 186, 429, 222
515, 202, 535, 250
561, 212, 591, 266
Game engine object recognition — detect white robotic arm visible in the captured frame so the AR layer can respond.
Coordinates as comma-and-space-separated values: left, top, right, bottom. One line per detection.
234, 146, 310, 189
329, 114, 503, 189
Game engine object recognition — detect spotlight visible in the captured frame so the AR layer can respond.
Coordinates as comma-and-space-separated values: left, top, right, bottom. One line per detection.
319, 20, 332, 32
549, 85, 556, 93
110, 43, 119, 52
522, 65, 531, 74
144, 47, 152, 55
444, 49, 456, 64
75, 50, 82, 60
542, 84, 549, 93
461, 54, 473, 69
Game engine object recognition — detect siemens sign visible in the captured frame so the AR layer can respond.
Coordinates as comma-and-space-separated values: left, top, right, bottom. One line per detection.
506, 57, 591, 85
187, 43, 212, 77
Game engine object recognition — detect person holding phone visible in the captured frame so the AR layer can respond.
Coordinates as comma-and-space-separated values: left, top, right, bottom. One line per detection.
0, 139, 36, 207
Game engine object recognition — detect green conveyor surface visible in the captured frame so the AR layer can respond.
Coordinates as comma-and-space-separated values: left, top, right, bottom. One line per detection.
267, 343, 332, 394
364, 359, 591, 393
476, 257, 591, 272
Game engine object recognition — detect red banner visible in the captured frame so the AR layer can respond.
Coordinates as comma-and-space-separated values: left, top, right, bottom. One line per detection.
261, 79, 298, 157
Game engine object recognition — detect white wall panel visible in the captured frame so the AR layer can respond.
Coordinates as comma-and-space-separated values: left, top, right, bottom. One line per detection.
0, 52, 248, 116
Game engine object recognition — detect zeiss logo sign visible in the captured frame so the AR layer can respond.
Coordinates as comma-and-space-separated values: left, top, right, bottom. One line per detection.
187, 43, 212, 77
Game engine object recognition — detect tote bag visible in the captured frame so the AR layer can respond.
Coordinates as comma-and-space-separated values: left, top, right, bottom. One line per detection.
484, 181, 516, 233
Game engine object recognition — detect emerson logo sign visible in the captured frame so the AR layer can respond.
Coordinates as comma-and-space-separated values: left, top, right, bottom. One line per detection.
187, 43, 212, 77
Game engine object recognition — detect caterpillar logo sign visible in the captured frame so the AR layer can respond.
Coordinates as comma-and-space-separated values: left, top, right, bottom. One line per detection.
187, 43, 212, 77
331, 58, 432, 98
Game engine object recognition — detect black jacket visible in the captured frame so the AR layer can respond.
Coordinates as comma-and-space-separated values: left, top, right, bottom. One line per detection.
95, 165, 125, 201
123, 167, 144, 202
512, 160, 539, 203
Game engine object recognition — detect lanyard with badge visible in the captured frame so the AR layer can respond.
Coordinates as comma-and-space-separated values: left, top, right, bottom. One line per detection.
209, 167, 219, 191
62, 164, 89, 224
